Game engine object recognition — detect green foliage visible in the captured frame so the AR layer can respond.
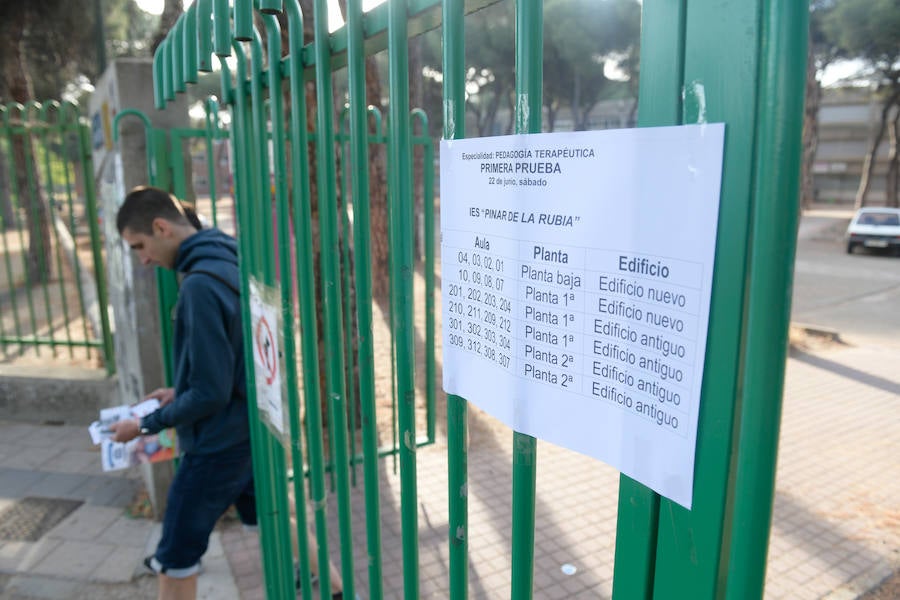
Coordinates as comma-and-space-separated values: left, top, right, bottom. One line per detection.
544, 0, 640, 130
822, 0, 900, 80
821, 0, 900, 87
0, 0, 157, 101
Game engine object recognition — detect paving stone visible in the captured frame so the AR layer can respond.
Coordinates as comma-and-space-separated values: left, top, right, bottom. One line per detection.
96, 515, 156, 549
45, 505, 122, 542
4, 574, 86, 600
23, 473, 90, 499
90, 545, 143, 583
29, 539, 116, 579
0, 468, 48, 499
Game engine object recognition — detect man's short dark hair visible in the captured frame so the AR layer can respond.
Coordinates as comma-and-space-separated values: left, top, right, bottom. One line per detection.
116, 186, 192, 235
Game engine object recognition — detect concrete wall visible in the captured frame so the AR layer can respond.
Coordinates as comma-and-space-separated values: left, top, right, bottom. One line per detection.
88, 58, 191, 520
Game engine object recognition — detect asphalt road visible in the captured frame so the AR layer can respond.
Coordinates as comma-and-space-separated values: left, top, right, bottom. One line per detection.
792, 208, 900, 348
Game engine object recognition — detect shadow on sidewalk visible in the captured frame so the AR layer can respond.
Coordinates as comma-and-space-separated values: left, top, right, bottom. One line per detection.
790, 350, 900, 396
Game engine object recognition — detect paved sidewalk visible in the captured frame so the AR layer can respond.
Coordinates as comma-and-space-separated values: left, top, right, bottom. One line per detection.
0, 422, 239, 599
1, 339, 897, 599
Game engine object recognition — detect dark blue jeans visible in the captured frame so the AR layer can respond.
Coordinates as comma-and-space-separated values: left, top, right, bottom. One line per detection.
153, 443, 256, 577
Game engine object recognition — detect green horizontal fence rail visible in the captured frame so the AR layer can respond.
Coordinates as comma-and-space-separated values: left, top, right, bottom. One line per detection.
145, 0, 807, 598
0, 101, 114, 374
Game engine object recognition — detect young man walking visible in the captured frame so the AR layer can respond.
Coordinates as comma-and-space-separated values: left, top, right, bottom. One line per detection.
110, 186, 255, 600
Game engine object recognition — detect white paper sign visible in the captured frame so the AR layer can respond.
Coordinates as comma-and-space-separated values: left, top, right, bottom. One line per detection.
440, 124, 725, 508
249, 279, 286, 437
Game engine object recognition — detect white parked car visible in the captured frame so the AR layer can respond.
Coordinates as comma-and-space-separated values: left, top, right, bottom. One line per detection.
845, 207, 900, 255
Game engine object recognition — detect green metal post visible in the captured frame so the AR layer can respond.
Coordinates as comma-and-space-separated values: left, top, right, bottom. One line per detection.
387, 0, 420, 596
283, 0, 328, 593
172, 18, 186, 93
726, 3, 807, 598
312, 0, 356, 596
153, 50, 165, 109
252, 28, 297, 598
213, 0, 230, 57
183, 4, 199, 83
231, 38, 295, 599
648, 0, 766, 597
611, 2, 685, 598
57, 103, 94, 359
347, 0, 384, 596
284, 3, 334, 597
203, 98, 219, 226
23, 102, 57, 356
77, 122, 115, 374
0, 106, 24, 351
196, 0, 213, 72
37, 103, 75, 358
163, 41, 175, 101
262, 11, 316, 598
234, 0, 253, 41
411, 108, 435, 445
4, 104, 40, 355
510, 2, 542, 598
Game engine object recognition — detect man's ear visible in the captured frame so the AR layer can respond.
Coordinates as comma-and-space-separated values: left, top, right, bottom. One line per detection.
151, 217, 171, 237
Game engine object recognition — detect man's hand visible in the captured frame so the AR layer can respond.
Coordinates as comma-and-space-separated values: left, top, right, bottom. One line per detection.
109, 418, 141, 443
145, 387, 175, 407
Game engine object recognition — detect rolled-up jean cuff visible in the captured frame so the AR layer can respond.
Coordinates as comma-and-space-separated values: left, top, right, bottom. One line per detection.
147, 556, 201, 579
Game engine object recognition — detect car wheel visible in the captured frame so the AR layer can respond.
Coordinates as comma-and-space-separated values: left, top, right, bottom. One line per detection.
846, 242, 855, 254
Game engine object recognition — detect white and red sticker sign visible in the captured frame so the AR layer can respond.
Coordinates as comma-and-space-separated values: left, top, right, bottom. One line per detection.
249, 279, 285, 436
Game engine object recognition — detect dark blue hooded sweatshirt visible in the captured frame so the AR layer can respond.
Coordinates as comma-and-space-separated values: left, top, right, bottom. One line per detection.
140, 228, 249, 456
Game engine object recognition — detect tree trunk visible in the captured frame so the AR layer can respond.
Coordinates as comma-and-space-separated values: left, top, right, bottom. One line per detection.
0, 151, 14, 228
150, 0, 184, 54
409, 36, 426, 262
1, 9, 52, 284
800, 41, 821, 210
855, 89, 900, 209
886, 103, 899, 208
365, 56, 390, 308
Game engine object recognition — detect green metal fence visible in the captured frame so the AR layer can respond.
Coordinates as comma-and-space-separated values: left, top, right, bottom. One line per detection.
0, 101, 114, 374
147, 0, 808, 598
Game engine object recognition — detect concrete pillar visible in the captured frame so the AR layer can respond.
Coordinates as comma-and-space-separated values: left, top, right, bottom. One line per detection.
88, 58, 190, 520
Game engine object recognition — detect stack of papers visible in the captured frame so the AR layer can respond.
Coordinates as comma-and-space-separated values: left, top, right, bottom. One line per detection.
88, 399, 177, 471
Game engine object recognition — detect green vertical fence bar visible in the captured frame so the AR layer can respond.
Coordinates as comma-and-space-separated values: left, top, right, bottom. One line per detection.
346, 0, 385, 595
196, 0, 213, 72
312, 0, 357, 595
203, 98, 219, 227
260, 3, 318, 594
410, 108, 436, 444
510, 1, 542, 598
0, 107, 23, 351
252, 21, 297, 597
183, 4, 198, 83
0, 107, 21, 351
21, 102, 56, 355
611, 1, 684, 598
62, 103, 95, 359
37, 104, 75, 358
173, 19, 186, 93
77, 120, 115, 374
442, 0, 468, 596
650, 0, 765, 597
726, 3, 807, 598
59, 103, 95, 359
231, 35, 293, 599
387, 0, 420, 596
258, 12, 305, 599
284, 2, 334, 598
12, 106, 41, 355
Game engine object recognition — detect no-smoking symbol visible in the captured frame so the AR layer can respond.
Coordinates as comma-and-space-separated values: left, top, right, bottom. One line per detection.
255, 316, 278, 385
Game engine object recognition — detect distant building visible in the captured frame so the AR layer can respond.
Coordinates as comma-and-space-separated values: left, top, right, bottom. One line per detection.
814, 87, 892, 206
